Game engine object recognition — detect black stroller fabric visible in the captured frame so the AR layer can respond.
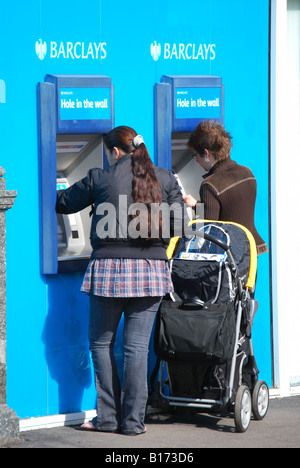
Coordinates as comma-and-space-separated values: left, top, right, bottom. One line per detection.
170, 259, 232, 304
154, 300, 236, 364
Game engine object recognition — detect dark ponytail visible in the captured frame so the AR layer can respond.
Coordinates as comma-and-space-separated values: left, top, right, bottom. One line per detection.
104, 126, 163, 239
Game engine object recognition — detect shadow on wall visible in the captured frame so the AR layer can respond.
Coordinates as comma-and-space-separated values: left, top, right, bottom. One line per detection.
41, 271, 157, 414
42, 272, 93, 414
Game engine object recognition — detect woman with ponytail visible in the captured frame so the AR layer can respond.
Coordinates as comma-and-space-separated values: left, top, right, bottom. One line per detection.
56, 126, 185, 436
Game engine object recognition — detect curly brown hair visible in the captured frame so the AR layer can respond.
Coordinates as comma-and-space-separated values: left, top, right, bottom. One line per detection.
188, 120, 233, 161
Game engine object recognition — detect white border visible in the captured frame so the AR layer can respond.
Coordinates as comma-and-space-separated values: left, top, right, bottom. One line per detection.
269, 386, 300, 399
19, 410, 97, 432
270, 0, 300, 394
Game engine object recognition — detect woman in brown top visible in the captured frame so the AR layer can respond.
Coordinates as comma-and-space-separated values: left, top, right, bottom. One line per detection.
183, 120, 267, 255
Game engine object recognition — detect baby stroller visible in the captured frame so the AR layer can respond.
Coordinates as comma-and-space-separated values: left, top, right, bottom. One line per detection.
152, 220, 269, 432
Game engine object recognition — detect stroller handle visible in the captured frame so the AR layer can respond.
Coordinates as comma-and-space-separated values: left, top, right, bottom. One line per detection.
185, 229, 230, 252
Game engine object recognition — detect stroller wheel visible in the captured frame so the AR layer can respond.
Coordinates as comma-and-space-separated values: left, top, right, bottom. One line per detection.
234, 385, 252, 432
252, 380, 269, 420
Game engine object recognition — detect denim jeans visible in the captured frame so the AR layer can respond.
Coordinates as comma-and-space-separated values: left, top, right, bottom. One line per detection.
88, 295, 161, 434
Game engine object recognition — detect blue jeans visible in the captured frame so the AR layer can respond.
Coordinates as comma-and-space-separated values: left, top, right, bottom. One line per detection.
88, 295, 160, 434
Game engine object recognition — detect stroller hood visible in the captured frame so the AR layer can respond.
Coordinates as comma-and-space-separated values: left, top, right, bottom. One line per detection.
167, 220, 257, 296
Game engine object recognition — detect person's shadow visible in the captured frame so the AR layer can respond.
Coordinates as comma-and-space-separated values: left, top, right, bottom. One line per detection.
42, 271, 156, 415
42, 272, 93, 414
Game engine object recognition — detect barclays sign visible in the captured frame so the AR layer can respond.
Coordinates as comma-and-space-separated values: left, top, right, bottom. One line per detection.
35, 39, 107, 60
150, 41, 216, 61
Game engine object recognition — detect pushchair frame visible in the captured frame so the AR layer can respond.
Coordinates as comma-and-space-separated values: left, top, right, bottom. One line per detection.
153, 222, 269, 432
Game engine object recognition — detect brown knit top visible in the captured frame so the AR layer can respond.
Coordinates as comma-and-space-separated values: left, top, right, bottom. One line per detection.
199, 159, 268, 255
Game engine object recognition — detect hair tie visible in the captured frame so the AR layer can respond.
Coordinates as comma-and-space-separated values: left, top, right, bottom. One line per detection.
133, 135, 144, 148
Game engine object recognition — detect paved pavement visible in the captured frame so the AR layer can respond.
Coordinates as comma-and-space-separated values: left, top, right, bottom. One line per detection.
2, 396, 300, 450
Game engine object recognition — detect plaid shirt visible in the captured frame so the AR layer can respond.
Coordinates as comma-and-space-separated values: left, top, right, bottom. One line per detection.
81, 258, 174, 298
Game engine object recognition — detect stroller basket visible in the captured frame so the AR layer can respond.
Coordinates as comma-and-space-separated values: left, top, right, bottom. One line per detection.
155, 300, 236, 364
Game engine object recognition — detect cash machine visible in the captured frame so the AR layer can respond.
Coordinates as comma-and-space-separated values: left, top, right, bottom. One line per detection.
38, 75, 114, 274
154, 75, 224, 203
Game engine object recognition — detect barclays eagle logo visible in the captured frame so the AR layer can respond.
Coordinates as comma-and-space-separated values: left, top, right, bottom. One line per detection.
150, 41, 161, 61
35, 39, 47, 60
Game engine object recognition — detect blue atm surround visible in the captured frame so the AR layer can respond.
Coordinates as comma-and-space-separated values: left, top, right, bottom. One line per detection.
155, 75, 224, 168
38, 75, 115, 275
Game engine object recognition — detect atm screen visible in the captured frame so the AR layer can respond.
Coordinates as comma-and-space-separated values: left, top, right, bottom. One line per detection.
171, 132, 205, 202
56, 133, 103, 262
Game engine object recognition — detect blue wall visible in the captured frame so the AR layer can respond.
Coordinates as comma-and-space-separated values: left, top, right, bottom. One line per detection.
0, 0, 271, 418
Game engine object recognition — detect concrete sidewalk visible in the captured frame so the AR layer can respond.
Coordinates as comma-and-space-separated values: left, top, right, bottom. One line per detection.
2, 396, 300, 449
